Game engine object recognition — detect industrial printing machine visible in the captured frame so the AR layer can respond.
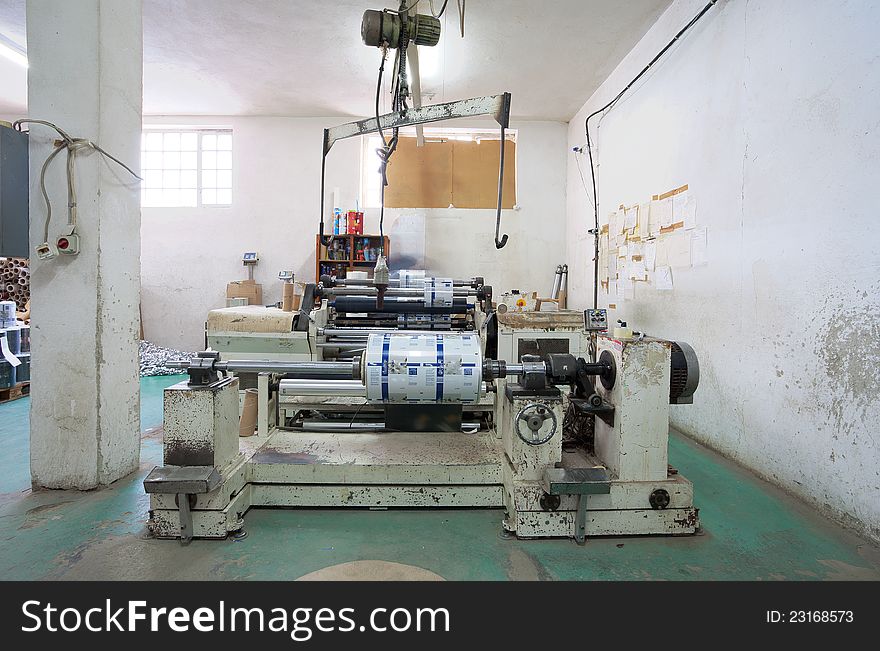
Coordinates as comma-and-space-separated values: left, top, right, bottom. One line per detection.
143, 272, 701, 544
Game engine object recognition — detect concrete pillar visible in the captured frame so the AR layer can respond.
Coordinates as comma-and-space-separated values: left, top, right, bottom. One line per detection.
27, 0, 143, 488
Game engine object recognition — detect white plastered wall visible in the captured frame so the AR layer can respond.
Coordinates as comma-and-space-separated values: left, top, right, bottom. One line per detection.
141, 117, 567, 351
565, 0, 880, 541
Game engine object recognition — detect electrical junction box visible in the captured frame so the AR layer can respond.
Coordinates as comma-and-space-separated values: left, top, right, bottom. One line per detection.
35, 242, 56, 260
57, 232, 80, 255
0, 124, 29, 258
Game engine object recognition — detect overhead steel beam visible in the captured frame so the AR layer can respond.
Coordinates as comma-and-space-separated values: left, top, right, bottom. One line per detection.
323, 93, 511, 154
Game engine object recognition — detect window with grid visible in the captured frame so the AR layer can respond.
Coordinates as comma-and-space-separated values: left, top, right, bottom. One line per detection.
140, 129, 233, 207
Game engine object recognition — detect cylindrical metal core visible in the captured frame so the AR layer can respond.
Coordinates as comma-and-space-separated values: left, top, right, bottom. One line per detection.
279, 379, 366, 397
551, 264, 563, 299
165, 358, 360, 380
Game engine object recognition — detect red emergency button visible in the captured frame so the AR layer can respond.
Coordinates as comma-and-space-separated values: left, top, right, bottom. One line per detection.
57, 238, 69, 250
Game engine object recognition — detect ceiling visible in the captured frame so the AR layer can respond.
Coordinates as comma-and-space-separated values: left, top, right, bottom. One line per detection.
0, 0, 671, 121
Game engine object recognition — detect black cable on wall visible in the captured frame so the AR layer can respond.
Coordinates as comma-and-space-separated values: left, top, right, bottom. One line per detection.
583, 0, 719, 309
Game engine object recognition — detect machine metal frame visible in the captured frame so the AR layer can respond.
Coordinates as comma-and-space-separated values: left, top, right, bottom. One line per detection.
145, 326, 701, 546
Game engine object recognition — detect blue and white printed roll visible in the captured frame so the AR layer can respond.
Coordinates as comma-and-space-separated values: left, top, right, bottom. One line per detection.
364, 333, 483, 404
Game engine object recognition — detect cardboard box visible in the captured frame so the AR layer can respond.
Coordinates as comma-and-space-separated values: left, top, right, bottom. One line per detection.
226, 279, 263, 305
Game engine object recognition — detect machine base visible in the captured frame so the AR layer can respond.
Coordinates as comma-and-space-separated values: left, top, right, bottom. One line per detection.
147, 429, 698, 541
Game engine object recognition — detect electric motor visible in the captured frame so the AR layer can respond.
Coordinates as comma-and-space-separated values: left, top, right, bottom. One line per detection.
361, 9, 441, 48
670, 341, 700, 404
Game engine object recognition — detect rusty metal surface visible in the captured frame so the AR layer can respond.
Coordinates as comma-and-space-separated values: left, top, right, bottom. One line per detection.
496, 310, 586, 329
251, 483, 504, 508
143, 465, 221, 494
502, 394, 564, 481
249, 430, 503, 485
148, 485, 252, 540
508, 507, 700, 538
149, 453, 250, 510
162, 379, 240, 469
324, 93, 511, 153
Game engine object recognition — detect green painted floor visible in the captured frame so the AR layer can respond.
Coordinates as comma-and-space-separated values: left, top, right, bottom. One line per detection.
0, 376, 877, 581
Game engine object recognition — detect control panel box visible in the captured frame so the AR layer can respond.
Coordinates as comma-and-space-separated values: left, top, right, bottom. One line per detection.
584, 308, 608, 331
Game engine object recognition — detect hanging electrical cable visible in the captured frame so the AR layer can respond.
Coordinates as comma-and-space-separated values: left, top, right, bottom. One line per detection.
429, 0, 450, 18
13, 118, 143, 259
583, 0, 717, 310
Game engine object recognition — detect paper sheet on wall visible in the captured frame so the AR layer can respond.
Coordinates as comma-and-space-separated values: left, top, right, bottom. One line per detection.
607, 253, 617, 277
672, 190, 688, 224
624, 204, 638, 231
623, 279, 635, 300
657, 197, 674, 227
617, 245, 628, 258
654, 266, 674, 290
691, 228, 708, 266
654, 238, 670, 268
610, 210, 625, 235
683, 194, 697, 230
644, 240, 657, 271
627, 260, 647, 281
639, 202, 651, 232
648, 201, 662, 236
667, 231, 692, 268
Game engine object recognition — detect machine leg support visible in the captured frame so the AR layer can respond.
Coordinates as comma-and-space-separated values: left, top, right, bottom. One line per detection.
177, 493, 194, 545
574, 495, 588, 545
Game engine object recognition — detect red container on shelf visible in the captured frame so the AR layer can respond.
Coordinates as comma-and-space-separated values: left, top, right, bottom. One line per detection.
347, 211, 364, 235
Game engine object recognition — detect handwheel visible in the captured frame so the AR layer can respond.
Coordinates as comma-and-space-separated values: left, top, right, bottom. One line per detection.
515, 402, 558, 446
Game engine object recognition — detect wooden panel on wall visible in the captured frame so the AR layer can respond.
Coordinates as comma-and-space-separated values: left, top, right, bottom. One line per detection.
383, 136, 516, 209
383, 138, 453, 208
452, 138, 516, 209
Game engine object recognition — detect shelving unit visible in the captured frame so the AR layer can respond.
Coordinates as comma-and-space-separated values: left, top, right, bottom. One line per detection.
315, 234, 390, 282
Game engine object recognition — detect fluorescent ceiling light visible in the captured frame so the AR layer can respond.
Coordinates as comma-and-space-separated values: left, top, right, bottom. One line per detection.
0, 35, 27, 68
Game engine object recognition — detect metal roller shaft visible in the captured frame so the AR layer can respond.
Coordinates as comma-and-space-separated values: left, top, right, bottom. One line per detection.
319, 327, 465, 337
279, 379, 366, 397
165, 358, 360, 379
323, 286, 477, 297
334, 277, 476, 288
226, 360, 358, 379
333, 295, 469, 314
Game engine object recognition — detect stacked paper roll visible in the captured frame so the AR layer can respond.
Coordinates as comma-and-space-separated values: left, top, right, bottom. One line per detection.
0, 258, 29, 313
